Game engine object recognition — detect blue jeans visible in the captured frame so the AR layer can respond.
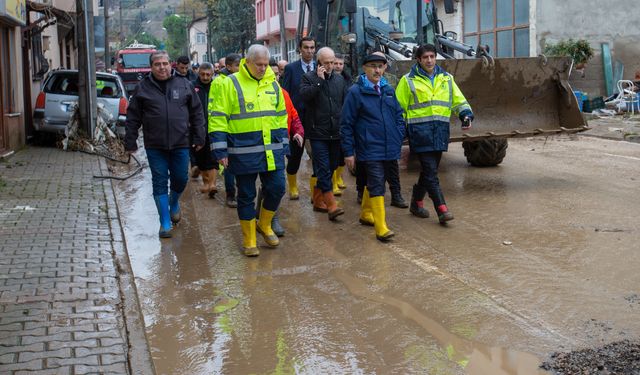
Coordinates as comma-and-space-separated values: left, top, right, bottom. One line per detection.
310, 139, 341, 193
235, 169, 285, 220
146, 148, 190, 196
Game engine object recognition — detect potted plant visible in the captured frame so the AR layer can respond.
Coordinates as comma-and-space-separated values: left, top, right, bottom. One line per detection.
543, 39, 594, 69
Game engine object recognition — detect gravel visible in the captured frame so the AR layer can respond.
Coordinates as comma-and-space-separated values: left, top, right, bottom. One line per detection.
541, 340, 640, 374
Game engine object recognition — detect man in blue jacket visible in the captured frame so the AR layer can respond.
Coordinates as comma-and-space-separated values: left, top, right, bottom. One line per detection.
341, 54, 405, 241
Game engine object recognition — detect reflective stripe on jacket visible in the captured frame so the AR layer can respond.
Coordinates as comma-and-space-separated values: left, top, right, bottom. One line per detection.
208, 60, 289, 175
396, 64, 472, 152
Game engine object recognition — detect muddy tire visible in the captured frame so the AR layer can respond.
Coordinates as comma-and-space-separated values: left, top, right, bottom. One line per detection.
462, 139, 508, 167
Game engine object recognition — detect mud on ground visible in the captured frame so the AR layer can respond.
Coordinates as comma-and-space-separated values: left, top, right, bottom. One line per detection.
541, 340, 640, 374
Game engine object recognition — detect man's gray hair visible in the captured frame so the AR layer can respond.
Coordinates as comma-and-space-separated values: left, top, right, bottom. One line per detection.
199, 62, 213, 70
316, 47, 335, 60
246, 44, 270, 61
149, 50, 170, 65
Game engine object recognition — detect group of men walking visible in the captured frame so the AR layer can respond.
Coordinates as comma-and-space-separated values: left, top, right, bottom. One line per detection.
124, 39, 474, 256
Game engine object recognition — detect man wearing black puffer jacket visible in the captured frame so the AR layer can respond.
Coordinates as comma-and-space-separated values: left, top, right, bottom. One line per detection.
191, 62, 219, 198
125, 50, 206, 238
300, 46, 348, 221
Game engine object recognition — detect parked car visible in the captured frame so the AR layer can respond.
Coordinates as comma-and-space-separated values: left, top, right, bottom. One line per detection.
33, 70, 129, 138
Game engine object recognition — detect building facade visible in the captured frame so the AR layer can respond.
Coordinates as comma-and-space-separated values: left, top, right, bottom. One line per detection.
189, 17, 209, 63
443, 0, 639, 96
255, 0, 298, 61
0, 0, 26, 155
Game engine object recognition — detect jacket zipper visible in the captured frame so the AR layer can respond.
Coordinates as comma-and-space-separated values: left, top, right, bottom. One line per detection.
380, 91, 387, 156
165, 84, 170, 149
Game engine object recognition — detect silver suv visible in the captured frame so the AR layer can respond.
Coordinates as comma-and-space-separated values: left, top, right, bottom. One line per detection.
33, 70, 129, 137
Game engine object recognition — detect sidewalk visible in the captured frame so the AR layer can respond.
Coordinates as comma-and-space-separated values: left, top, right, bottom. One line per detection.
0, 147, 154, 374
582, 113, 640, 143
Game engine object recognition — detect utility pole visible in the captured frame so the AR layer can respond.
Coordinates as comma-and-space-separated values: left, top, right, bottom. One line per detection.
104, 0, 110, 71
77, 0, 97, 136
205, 0, 212, 62
277, 0, 286, 60
119, 0, 124, 43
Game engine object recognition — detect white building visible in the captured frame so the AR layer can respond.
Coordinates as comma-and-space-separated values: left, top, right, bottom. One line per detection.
189, 17, 209, 63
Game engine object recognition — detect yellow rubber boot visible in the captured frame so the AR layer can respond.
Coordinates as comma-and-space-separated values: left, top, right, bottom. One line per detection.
257, 205, 279, 247
336, 166, 346, 189
359, 188, 374, 226
240, 219, 259, 257
370, 196, 395, 242
309, 176, 317, 203
287, 173, 299, 200
332, 171, 342, 196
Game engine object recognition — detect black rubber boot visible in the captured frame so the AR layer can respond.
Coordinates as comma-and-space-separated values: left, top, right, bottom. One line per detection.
271, 211, 285, 237
390, 193, 408, 208
429, 191, 451, 223
409, 184, 429, 218
226, 193, 237, 208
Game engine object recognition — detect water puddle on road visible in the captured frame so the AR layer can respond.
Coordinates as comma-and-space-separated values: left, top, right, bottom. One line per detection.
115, 164, 553, 375
334, 269, 549, 375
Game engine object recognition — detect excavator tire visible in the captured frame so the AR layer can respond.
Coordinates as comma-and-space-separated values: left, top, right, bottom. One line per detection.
462, 139, 508, 167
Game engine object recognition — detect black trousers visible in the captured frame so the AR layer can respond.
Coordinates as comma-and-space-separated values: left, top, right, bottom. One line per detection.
356, 159, 401, 197
286, 135, 305, 175
192, 134, 218, 171
414, 151, 445, 209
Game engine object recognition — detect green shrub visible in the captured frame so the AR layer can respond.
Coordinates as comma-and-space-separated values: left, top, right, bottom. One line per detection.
544, 39, 594, 65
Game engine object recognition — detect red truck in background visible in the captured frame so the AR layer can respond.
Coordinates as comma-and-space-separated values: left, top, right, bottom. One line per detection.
115, 42, 157, 96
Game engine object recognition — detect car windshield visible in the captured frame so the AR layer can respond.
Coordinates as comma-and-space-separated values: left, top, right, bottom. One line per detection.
45, 73, 121, 98
122, 53, 151, 68
359, 0, 436, 43
96, 78, 122, 98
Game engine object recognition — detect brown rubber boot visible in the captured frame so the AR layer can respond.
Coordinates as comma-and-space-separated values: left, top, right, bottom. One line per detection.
199, 169, 218, 198
199, 169, 210, 193
312, 187, 328, 213
323, 191, 345, 221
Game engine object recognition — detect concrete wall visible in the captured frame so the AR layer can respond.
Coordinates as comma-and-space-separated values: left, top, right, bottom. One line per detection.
536, 0, 640, 97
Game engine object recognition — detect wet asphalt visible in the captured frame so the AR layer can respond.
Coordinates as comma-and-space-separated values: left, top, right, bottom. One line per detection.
114, 135, 640, 374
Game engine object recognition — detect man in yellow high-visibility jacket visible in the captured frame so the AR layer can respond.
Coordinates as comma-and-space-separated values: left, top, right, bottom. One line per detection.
209, 45, 289, 257
396, 44, 474, 224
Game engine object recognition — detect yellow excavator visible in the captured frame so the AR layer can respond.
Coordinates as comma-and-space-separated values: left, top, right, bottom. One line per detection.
296, 0, 588, 166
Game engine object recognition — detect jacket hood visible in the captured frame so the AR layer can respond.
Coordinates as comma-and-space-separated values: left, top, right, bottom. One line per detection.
238, 58, 278, 84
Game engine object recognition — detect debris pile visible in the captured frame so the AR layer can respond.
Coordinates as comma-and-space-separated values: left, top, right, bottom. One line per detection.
60, 102, 125, 158
541, 340, 640, 374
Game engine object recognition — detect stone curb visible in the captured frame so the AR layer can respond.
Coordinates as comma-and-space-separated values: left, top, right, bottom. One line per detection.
98, 156, 156, 375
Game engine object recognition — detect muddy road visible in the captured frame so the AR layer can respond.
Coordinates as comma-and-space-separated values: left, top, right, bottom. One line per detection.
114, 136, 640, 374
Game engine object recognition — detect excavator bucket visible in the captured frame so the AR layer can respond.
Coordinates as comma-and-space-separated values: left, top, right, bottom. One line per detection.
388, 56, 588, 142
